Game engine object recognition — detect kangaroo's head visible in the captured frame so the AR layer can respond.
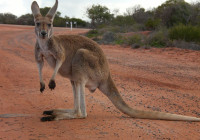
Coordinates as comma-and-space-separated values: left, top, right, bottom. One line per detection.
31, 0, 58, 40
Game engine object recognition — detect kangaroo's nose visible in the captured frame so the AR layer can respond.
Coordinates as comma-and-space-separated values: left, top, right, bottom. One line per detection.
40, 30, 47, 36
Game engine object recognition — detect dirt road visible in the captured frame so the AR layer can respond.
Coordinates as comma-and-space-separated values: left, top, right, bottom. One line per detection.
0, 25, 200, 140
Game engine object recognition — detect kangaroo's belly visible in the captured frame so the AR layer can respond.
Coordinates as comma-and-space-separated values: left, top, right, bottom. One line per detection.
58, 61, 72, 79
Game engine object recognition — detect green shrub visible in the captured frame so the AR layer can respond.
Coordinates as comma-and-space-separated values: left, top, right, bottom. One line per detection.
145, 30, 168, 48
98, 26, 121, 33
101, 31, 117, 44
169, 25, 200, 43
115, 35, 127, 45
98, 23, 145, 34
112, 15, 135, 26
145, 18, 161, 30
86, 29, 99, 38
127, 34, 142, 45
114, 34, 143, 46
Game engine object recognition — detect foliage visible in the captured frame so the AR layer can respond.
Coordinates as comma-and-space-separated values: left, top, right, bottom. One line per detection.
112, 15, 135, 26
0, 7, 88, 28
169, 24, 200, 43
115, 35, 126, 45
189, 2, 200, 26
84, 0, 200, 50
70, 18, 87, 28
126, 34, 143, 45
40, 7, 67, 27
145, 30, 168, 48
86, 4, 113, 28
53, 16, 66, 27
17, 14, 34, 25
40, 7, 61, 18
155, 0, 191, 27
0, 13, 17, 24
145, 18, 161, 30
101, 31, 117, 44
132, 5, 154, 24
0, 14, 3, 24
114, 34, 143, 46
85, 29, 99, 38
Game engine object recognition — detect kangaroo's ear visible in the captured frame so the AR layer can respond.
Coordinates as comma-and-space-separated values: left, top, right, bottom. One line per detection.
46, 0, 58, 21
31, 1, 41, 19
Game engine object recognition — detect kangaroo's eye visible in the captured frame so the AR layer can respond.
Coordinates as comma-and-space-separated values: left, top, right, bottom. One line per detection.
47, 24, 51, 27
36, 22, 40, 27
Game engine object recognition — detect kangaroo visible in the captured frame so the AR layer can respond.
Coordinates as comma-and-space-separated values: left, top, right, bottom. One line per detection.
31, 0, 200, 122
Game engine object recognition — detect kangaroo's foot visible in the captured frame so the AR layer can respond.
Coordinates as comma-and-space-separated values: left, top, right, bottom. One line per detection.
41, 109, 87, 121
48, 80, 56, 90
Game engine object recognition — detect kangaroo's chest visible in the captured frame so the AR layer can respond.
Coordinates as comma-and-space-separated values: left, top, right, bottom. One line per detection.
41, 51, 56, 68
38, 39, 56, 68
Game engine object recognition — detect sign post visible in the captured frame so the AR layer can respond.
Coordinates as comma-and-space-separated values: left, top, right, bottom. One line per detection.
70, 22, 73, 31
66, 22, 69, 27
66, 21, 77, 31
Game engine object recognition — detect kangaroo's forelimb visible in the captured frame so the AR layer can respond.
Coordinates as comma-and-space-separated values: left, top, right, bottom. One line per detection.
35, 44, 45, 92
48, 60, 63, 90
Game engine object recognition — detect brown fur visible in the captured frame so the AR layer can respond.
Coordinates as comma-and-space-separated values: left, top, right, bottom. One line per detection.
32, 0, 200, 122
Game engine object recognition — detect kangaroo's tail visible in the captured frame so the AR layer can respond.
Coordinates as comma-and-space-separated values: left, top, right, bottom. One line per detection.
99, 74, 200, 121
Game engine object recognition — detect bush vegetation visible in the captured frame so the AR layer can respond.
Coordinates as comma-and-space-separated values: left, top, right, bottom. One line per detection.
126, 34, 143, 46
85, 29, 99, 38
169, 24, 200, 43
145, 30, 168, 48
0, 7, 88, 28
85, 0, 200, 50
114, 34, 143, 46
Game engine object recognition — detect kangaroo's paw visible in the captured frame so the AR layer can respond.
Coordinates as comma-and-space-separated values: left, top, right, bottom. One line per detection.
40, 82, 45, 93
48, 80, 56, 90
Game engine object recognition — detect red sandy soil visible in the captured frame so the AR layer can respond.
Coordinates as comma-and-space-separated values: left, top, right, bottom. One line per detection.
0, 24, 200, 140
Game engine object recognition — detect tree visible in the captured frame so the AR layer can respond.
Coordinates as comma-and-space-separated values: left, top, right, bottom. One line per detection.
112, 9, 120, 17
0, 13, 4, 24
17, 14, 34, 25
70, 18, 87, 28
53, 16, 66, 27
0, 8, 88, 27
113, 15, 135, 26
145, 18, 161, 30
40, 7, 61, 18
0, 13, 17, 24
126, 6, 138, 16
155, 0, 191, 27
39, 7, 66, 27
86, 4, 113, 28
189, 2, 200, 26
132, 5, 154, 24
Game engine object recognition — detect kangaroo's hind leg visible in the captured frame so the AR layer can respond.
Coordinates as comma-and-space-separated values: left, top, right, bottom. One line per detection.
41, 81, 87, 121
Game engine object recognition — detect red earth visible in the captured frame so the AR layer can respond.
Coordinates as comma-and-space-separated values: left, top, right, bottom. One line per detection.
0, 24, 200, 140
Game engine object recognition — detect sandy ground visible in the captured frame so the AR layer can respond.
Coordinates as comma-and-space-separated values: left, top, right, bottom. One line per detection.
0, 24, 200, 140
